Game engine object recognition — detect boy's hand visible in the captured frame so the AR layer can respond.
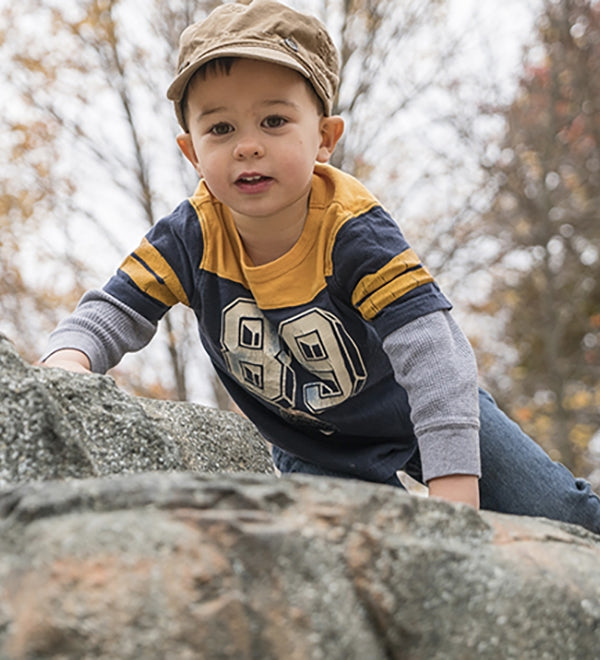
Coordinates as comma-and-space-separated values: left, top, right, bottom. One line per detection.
427, 474, 480, 509
38, 349, 92, 374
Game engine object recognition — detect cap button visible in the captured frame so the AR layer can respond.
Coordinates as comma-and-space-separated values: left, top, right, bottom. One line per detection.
283, 37, 299, 52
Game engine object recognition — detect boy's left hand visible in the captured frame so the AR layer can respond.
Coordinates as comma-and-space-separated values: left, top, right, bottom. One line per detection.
36, 349, 92, 374
427, 474, 480, 509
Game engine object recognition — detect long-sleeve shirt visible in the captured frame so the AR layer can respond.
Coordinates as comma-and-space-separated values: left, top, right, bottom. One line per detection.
44, 163, 480, 483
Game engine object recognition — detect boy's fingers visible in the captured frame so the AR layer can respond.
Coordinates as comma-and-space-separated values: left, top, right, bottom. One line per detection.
36, 360, 91, 374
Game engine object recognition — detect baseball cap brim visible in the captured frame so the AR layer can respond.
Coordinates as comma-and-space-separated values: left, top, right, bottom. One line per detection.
166, 44, 311, 103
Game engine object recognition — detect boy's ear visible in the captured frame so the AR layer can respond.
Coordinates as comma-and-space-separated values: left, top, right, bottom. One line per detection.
176, 133, 203, 177
316, 116, 345, 163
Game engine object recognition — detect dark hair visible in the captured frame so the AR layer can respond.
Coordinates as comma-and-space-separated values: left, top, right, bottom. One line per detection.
196, 56, 238, 79
181, 56, 324, 131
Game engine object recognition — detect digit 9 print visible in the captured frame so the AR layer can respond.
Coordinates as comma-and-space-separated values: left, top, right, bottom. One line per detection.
221, 299, 367, 414
280, 308, 367, 413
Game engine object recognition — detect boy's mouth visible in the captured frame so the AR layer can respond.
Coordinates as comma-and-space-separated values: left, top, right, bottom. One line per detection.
235, 173, 274, 192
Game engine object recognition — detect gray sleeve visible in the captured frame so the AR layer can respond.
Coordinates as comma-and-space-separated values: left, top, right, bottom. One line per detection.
41, 289, 158, 374
382, 310, 481, 483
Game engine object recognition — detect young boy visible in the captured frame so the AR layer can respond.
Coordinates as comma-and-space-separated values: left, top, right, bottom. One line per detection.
42, 0, 600, 532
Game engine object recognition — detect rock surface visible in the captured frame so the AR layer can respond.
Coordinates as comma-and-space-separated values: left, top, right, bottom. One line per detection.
0, 334, 273, 485
1, 334, 600, 659
1, 472, 599, 660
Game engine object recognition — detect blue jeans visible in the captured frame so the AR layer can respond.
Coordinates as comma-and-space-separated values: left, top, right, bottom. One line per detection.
272, 389, 600, 535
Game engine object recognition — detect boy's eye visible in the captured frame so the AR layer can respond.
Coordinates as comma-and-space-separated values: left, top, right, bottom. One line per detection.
262, 115, 287, 129
209, 122, 233, 136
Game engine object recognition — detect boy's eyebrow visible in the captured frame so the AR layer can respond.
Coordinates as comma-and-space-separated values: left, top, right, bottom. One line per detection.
262, 99, 302, 110
197, 105, 227, 119
195, 99, 301, 122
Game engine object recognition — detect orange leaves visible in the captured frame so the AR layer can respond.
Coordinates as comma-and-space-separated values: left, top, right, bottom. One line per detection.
69, 0, 120, 49
479, 0, 600, 476
9, 120, 59, 157
589, 313, 600, 329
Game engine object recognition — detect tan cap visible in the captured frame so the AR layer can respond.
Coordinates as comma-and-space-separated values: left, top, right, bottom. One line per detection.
167, 0, 339, 129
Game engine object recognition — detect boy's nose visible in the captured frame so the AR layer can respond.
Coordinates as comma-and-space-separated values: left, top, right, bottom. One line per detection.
233, 137, 264, 160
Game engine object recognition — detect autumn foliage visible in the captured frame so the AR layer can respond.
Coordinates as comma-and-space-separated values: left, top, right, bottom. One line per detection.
481, 0, 600, 474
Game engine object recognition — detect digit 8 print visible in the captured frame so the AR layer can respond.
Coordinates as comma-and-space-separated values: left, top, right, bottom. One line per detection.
221, 298, 295, 408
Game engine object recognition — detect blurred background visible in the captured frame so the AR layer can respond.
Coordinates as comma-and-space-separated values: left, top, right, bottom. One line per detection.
1, 0, 599, 486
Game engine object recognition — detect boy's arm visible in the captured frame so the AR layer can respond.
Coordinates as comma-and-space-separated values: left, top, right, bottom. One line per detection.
40, 201, 199, 374
382, 310, 481, 509
40, 289, 158, 374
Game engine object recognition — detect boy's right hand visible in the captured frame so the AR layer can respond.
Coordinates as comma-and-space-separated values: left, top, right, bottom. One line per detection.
38, 349, 92, 374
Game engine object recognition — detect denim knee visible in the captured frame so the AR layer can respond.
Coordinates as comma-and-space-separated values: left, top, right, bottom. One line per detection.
477, 388, 600, 534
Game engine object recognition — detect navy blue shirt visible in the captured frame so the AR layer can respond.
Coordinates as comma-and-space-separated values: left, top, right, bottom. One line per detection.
105, 164, 451, 480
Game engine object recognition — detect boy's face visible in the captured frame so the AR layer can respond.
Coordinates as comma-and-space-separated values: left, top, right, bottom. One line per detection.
177, 58, 343, 230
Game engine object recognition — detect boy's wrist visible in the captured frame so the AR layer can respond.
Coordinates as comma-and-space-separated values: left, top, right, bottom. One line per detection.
427, 474, 480, 509
39, 349, 92, 373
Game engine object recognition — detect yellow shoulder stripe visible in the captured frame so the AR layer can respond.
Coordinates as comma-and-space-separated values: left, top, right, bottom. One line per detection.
119, 237, 190, 307
352, 248, 434, 320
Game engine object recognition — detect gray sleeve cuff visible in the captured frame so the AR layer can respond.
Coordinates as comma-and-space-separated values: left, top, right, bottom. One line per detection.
41, 289, 157, 374
42, 329, 111, 374
416, 425, 481, 483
